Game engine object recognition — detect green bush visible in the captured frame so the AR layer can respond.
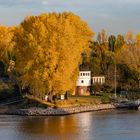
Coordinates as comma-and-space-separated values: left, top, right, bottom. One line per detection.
0, 81, 18, 99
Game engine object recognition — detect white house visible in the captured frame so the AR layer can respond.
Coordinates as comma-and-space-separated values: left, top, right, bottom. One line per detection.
76, 71, 91, 96
75, 71, 105, 96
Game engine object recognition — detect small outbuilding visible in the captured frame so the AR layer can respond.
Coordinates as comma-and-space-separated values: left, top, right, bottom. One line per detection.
92, 76, 105, 85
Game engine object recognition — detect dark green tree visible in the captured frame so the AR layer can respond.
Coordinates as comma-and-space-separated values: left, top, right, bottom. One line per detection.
108, 35, 116, 52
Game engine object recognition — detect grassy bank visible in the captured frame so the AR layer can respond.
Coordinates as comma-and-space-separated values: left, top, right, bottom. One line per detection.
20, 93, 112, 109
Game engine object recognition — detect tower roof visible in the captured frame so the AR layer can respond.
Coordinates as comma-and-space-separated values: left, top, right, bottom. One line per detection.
79, 64, 90, 71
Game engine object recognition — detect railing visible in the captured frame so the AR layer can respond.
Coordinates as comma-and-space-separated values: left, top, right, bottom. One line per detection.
0, 96, 23, 106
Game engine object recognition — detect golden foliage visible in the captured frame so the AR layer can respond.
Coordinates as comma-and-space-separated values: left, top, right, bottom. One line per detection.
14, 12, 94, 96
0, 25, 14, 62
136, 33, 140, 45
118, 44, 140, 78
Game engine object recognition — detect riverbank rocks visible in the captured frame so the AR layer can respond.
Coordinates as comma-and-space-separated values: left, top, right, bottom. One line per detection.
6, 104, 115, 116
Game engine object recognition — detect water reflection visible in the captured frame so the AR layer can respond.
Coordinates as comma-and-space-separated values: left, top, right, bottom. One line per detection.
20, 116, 77, 135
19, 113, 94, 140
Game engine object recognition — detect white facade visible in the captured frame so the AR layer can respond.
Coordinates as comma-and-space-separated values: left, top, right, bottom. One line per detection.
76, 71, 91, 86
92, 76, 105, 85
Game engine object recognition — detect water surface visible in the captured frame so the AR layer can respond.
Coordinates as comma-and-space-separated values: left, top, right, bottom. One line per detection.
0, 110, 140, 140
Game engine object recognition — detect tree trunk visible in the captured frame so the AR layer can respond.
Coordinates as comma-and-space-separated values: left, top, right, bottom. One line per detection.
65, 91, 68, 100
18, 83, 22, 96
48, 93, 53, 102
137, 76, 140, 89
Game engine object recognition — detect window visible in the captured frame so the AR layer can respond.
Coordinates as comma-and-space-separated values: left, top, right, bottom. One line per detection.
81, 80, 84, 83
80, 73, 82, 76
83, 73, 85, 76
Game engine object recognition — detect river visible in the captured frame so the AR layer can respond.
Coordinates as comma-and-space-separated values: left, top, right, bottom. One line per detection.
0, 110, 140, 140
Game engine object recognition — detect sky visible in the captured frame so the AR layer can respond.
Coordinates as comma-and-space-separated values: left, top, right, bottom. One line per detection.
0, 0, 140, 36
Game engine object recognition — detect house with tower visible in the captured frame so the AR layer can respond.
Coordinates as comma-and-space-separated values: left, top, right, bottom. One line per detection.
75, 69, 105, 96
76, 71, 91, 96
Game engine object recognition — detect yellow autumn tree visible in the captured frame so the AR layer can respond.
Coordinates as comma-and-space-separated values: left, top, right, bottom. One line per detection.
118, 44, 140, 88
0, 25, 14, 62
136, 33, 140, 45
13, 12, 94, 98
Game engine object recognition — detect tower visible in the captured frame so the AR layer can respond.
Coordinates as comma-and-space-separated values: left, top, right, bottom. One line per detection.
76, 71, 91, 96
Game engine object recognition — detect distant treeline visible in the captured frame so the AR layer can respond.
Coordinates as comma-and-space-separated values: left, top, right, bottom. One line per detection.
82, 29, 140, 93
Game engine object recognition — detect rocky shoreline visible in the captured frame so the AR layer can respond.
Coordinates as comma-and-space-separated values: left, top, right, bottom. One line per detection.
6, 104, 115, 116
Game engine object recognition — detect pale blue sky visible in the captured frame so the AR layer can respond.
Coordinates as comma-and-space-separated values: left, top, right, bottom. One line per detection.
0, 0, 140, 36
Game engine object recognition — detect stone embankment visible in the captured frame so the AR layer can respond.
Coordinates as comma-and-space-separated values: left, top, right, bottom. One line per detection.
6, 104, 115, 116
